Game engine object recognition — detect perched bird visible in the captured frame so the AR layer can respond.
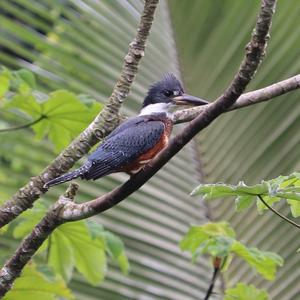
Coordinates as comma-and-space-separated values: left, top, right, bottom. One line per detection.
44, 74, 208, 188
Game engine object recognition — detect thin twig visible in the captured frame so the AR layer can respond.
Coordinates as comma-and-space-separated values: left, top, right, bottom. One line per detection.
0, 116, 44, 133
257, 195, 300, 230
204, 267, 219, 300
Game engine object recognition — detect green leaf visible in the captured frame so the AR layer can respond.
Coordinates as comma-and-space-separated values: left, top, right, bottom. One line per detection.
0, 224, 8, 235
86, 220, 130, 275
48, 229, 75, 282
287, 199, 300, 217
102, 231, 124, 258
231, 241, 283, 280
256, 195, 281, 213
0, 69, 10, 98
12, 202, 49, 254
224, 283, 269, 300
180, 226, 209, 253
235, 195, 255, 212
14, 69, 36, 89
191, 183, 236, 199
13, 207, 107, 284
32, 90, 102, 151
221, 254, 233, 272
276, 192, 300, 201
52, 221, 107, 285
13, 202, 47, 239
4, 89, 102, 151
199, 236, 234, 259
117, 252, 130, 275
85, 219, 105, 239
181, 221, 283, 280
180, 222, 235, 255
102, 231, 130, 274
193, 174, 300, 218
3, 264, 74, 300
235, 181, 269, 195
278, 172, 300, 188
5, 94, 41, 118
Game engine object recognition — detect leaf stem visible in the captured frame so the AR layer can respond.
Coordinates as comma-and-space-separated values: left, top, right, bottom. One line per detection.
0, 115, 44, 133
204, 266, 219, 300
257, 195, 300, 230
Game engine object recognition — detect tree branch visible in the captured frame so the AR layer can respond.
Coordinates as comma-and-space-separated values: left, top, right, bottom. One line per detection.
0, 0, 277, 294
55, 0, 277, 222
0, 0, 159, 228
173, 74, 300, 124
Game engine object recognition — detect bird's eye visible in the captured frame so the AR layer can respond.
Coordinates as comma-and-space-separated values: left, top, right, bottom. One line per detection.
163, 90, 173, 97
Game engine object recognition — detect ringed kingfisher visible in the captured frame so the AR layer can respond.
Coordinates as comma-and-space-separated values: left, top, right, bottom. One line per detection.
44, 73, 208, 188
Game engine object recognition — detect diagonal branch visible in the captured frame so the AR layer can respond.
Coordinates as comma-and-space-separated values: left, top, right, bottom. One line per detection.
0, 0, 277, 295
173, 73, 300, 124
0, 0, 159, 228
56, 0, 277, 222
11, 0, 279, 221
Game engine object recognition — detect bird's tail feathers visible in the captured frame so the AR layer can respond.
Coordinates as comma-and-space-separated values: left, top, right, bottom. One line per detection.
44, 162, 92, 188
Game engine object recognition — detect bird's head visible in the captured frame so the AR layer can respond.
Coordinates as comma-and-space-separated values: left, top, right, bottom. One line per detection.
140, 73, 208, 116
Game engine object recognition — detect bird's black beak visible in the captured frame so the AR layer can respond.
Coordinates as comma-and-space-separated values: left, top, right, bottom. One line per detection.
172, 94, 209, 106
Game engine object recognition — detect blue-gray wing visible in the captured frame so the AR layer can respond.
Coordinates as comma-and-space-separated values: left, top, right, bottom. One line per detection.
83, 119, 165, 180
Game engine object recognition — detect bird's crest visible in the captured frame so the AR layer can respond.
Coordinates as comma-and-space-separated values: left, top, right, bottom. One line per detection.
143, 73, 184, 107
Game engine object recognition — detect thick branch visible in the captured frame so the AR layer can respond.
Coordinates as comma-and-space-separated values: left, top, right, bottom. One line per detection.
173, 74, 300, 123
0, 0, 159, 228
0, 0, 277, 294
56, 0, 277, 221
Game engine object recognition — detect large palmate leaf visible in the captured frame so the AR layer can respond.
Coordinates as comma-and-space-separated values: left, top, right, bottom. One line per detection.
4, 88, 102, 151
13, 203, 128, 284
49, 221, 107, 285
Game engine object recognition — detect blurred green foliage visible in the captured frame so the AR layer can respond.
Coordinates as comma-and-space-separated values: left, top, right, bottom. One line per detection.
224, 283, 269, 300
181, 221, 283, 281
